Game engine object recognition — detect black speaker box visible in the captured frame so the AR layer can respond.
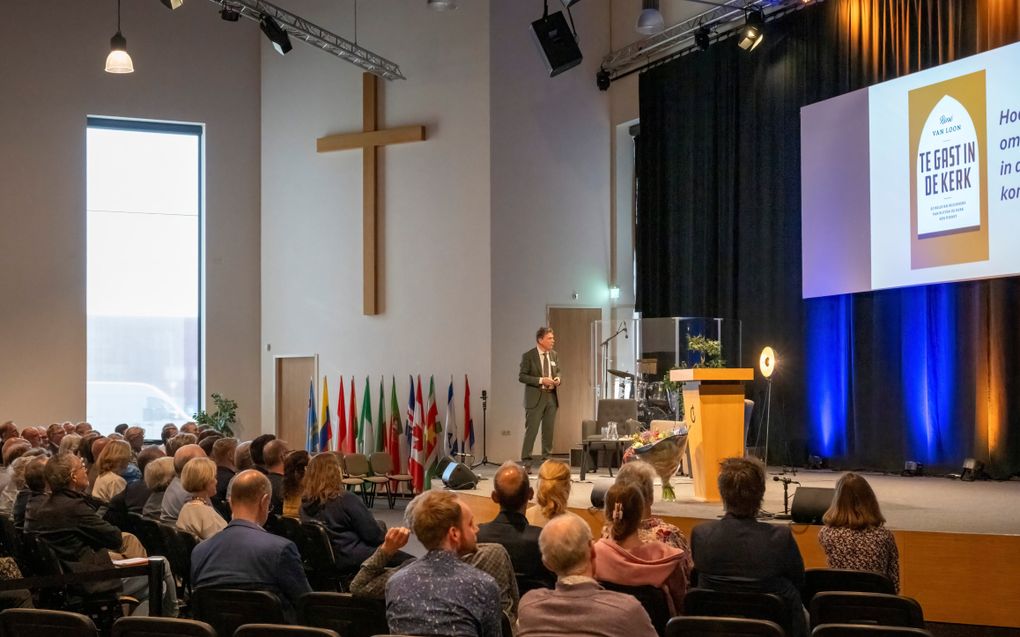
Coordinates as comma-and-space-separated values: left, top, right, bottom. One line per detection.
531, 11, 583, 77
790, 486, 835, 524
441, 459, 479, 490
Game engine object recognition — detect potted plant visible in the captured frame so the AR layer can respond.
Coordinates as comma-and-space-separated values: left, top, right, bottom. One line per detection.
193, 393, 238, 437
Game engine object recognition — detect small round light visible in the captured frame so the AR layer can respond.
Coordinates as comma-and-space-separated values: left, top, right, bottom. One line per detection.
759, 346, 776, 378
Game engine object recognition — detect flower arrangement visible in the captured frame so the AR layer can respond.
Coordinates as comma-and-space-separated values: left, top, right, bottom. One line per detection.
622, 425, 689, 501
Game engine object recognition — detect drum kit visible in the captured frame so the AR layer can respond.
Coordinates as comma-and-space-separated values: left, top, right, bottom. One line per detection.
607, 368, 678, 424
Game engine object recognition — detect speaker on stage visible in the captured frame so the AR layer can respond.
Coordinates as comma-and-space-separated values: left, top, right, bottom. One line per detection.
441, 458, 479, 490
531, 11, 582, 77
790, 486, 835, 524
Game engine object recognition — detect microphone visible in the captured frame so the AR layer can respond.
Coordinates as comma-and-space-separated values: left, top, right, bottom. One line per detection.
620, 322, 628, 339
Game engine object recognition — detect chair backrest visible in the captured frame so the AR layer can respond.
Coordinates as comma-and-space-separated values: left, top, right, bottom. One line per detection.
267, 514, 307, 554
342, 454, 370, 476
685, 588, 786, 627
596, 399, 638, 427
0, 608, 98, 637
810, 592, 924, 629
802, 569, 896, 606
368, 452, 392, 476
599, 581, 671, 636
132, 516, 170, 558
298, 592, 389, 637
812, 625, 934, 637
156, 524, 196, 590
191, 588, 285, 637
235, 625, 340, 637
112, 616, 216, 637
666, 616, 785, 637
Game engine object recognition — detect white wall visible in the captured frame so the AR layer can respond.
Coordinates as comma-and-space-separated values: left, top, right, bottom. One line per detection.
259, 1, 492, 440
0, 1, 262, 434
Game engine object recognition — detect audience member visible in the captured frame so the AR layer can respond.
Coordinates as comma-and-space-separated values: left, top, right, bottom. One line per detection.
477, 461, 555, 593
0, 422, 18, 445
105, 446, 164, 525
263, 439, 289, 514
159, 424, 179, 453
92, 439, 133, 503
0, 440, 32, 517
691, 457, 806, 637
7, 451, 45, 524
21, 427, 43, 450
87, 437, 111, 489
249, 434, 276, 474
212, 437, 238, 517
180, 422, 198, 435
527, 459, 571, 527
58, 433, 82, 456
160, 444, 207, 523
281, 450, 309, 518
74, 422, 92, 436
114, 424, 129, 436
386, 491, 501, 637
143, 457, 176, 518
165, 433, 198, 458
593, 483, 689, 614
45, 424, 65, 454
177, 457, 227, 541
234, 440, 254, 472
197, 432, 222, 457
191, 470, 311, 621
13, 455, 48, 530
124, 427, 146, 455
518, 512, 657, 637
818, 472, 900, 592
606, 460, 691, 552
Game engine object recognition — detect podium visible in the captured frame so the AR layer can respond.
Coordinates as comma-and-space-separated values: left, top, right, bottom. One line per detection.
669, 367, 754, 502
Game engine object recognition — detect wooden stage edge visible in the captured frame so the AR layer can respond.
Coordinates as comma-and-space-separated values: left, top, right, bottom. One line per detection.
459, 492, 1020, 629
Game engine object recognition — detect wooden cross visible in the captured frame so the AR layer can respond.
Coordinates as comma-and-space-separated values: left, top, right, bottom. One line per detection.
317, 73, 427, 315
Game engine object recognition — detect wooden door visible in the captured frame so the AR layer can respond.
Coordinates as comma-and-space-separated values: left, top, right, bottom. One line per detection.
548, 307, 601, 454
274, 355, 316, 447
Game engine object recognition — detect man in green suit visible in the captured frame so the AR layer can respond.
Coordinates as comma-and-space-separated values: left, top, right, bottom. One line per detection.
519, 327, 562, 468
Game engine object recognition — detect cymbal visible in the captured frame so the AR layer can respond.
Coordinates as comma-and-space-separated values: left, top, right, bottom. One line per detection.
607, 369, 635, 380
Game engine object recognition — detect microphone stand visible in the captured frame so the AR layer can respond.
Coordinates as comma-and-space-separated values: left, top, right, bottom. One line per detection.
599, 323, 628, 401
772, 475, 798, 520
472, 390, 497, 469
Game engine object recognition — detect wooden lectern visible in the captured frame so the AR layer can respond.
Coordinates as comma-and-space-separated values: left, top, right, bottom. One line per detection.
669, 368, 754, 502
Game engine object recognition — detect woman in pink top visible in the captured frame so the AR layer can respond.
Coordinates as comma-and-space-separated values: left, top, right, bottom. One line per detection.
593, 483, 690, 615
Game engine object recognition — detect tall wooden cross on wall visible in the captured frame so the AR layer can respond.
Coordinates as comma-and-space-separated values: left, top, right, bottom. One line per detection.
317, 73, 427, 315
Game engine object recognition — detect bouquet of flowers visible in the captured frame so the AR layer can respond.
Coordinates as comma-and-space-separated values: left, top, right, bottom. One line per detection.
622, 425, 689, 501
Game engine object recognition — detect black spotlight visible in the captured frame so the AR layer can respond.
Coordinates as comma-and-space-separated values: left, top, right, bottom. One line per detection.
695, 26, 711, 52
596, 68, 611, 91
901, 460, 924, 477
960, 457, 987, 481
737, 8, 765, 52
220, 5, 240, 21
260, 13, 292, 55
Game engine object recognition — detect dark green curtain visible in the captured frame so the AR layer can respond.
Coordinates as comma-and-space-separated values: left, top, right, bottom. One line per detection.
636, 0, 1020, 475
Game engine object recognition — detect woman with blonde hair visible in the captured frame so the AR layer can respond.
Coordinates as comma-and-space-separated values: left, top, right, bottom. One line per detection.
91, 439, 133, 502
177, 457, 227, 541
527, 459, 571, 527
818, 472, 900, 592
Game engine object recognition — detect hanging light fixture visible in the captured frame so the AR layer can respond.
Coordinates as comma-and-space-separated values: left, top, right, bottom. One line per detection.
737, 8, 766, 52
260, 13, 293, 55
105, 0, 134, 74
635, 0, 664, 36
426, 0, 458, 10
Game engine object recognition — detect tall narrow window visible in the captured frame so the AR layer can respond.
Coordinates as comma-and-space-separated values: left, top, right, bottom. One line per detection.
86, 118, 202, 437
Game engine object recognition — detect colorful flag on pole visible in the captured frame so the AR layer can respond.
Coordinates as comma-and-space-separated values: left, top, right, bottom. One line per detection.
464, 375, 475, 454
359, 376, 373, 454
305, 378, 318, 453
348, 376, 358, 454
388, 377, 403, 480
336, 377, 347, 453
410, 375, 425, 493
445, 376, 458, 458
424, 375, 440, 490
320, 377, 332, 452
375, 376, 386, 454
405, 375, 415, 475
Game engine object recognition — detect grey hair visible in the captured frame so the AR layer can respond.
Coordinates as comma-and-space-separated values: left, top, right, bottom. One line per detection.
615, 460, 657, 508
144, 456, 177, 491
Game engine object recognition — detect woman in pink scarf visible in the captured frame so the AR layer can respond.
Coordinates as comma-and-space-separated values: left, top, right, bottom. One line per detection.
593, 483, 691, 615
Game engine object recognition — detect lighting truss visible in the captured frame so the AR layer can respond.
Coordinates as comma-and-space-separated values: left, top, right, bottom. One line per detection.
211, 0, 405, 80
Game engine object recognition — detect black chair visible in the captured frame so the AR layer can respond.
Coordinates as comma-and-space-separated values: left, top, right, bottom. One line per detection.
685, 588, 787, 628
500, 611, 513, 637
812, 625, 933, 637
599, 581, 671, 636
666, 616, 786, 637
191, 588, 285, 637
809, 593, 924, 629
297, 592, 389, 637
156, 524, 197, 597
300, 522, 348, 591
112, 616, 216, 637
802, 570, 895, 606
0, 608, 99, 637
132, 516, 170, 559
0, 515, 28, 573
267, 516, 306, 554
235, 625, 340, 637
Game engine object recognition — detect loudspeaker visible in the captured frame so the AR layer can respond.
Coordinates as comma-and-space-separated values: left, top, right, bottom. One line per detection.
531, 11, 582, 77
790, 487, 835, 524
589, 477, 614, 509
441, 459, 479, 490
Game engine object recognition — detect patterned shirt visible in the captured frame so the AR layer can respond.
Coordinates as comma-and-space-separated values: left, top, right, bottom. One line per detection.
817, 525, 900, 592
386, 549, 502, 637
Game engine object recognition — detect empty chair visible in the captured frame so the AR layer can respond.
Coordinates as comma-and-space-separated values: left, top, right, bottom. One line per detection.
599, 581, 671, 636
235, 625, 340, 637
366, 452, 402, 509
802, 569, 895, 606
666, 616, 785, 637
340, 454, 370, 504
0, 608, 98, 637
809, 592, 924, 629
812, 625, 933, 637
191, 588, 285, 637
685, 588, 787, 628
112, 616, 216, 637
298, 592, 389, 637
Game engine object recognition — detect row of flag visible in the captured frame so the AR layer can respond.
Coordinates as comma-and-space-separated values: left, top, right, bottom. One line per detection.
305, 375, 476, 493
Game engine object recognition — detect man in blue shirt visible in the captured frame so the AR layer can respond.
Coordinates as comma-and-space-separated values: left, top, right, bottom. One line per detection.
191, 469, 311, 621
386, 491, 501, 637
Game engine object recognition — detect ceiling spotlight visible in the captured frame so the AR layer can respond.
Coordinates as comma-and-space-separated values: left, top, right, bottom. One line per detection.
737, 8, 765, 52
635, 0, 664, 36
104, 0, 134, 74
160, 0, 184, 9
220, 4, 240, 21
695, 26, 711, 52
426, 0, 458, 10
260, 13, 292, 55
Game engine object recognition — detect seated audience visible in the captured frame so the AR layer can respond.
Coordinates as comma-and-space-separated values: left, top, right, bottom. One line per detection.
143, 457, 176, 518
691, 457, 806, 637
249, 434, 276, 474
21, 427, 43, 450
606, 460, 691, 552
527, 459, 571, 527
124, 426, 146, 457
477, 461, 555, 592
161, 444, 207, 523
212, 437, 238, 518
281, 450, 309, 518
177, 457, 227, 541
594, 483, 689, 615
105, 446, 163, 528
165, 433, 197, 459
191, 469, 311, 621
45, 423, 65, 455
92, 439, 133, 503
818, 472, 900, 592
386, 491, 501, 637
518, 512, 657, 637
263, 438, 289, 514
0, 441, 32, 516
234, 440, 254, 472
159, 424, 179, 454
13, 455, 48, 530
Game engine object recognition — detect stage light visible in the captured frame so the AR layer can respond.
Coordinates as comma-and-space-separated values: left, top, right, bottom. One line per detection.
737, 8, 765, 52
695, 26, 711, 52
759, 346, 776, 379
608, 285, 620, 300
636, 0, 664, 36
260, 13, 292, 55
220, 5, 240, 21
961, 457, 986, 481
160, 0, 184, 10
427, 0, 458, 10
902, 460, 924, 477
104, 0, 134, 74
